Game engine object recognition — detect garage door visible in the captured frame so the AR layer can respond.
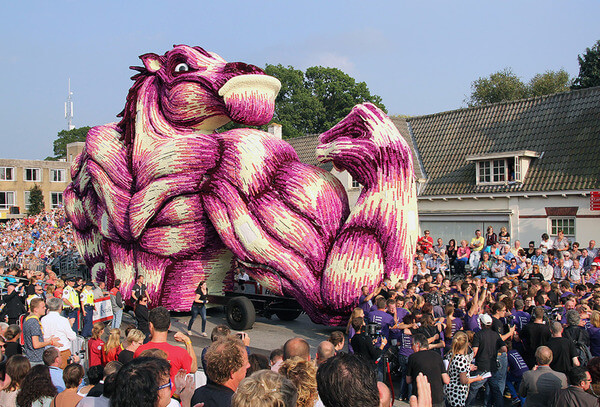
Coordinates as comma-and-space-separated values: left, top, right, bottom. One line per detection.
419, 221, 509, 246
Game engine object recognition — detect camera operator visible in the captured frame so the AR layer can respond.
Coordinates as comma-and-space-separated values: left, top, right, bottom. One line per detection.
491, 302, 516, 342
350, 316, 386, 365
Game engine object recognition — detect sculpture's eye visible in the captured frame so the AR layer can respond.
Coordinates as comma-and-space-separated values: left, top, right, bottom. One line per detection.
174, 63, 190, 73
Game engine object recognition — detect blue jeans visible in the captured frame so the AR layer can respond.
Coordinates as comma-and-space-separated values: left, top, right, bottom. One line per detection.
112, 308, 123, 329
466, 353, 507, 406
68, 308, 79, 332
506, 371, 524, 405
486, 352, 507, 407
187, 304, 206, 333
398, 354, 412, 400
466, 374, 488, 406
82, 305, 94, 337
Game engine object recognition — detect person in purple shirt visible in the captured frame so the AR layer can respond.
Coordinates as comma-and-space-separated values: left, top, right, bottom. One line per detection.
358, 284, 381, 316
465, 286, 487, 333
397, 314, 416, 401
512, 299, 531, 333
587, 310, 600, 357
506, 349, 529, 404
368, 298, 396, 341
395, 297, 409, 322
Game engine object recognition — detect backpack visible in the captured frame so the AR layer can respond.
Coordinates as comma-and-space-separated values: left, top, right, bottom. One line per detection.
573, 328, 593, 366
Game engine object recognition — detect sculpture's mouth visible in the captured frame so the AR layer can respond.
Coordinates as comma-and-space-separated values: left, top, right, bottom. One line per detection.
219, 74, 281, 126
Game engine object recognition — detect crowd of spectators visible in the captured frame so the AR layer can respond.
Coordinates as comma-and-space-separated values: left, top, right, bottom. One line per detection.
348, 228, 600, 406
0, 209, 83, 277
5, 211, 600, 406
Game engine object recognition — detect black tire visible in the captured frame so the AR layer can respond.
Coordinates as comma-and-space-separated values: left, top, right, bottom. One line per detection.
226, 297, 256, 330
275, 310, 302, 321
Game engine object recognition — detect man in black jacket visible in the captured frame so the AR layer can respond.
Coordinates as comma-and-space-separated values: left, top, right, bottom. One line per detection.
1, 283, 26, 324
551, 366, 597, 407
350, 316, 386, 364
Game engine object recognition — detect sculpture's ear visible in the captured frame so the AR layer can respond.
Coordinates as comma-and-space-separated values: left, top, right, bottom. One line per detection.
140, 53, 163, 73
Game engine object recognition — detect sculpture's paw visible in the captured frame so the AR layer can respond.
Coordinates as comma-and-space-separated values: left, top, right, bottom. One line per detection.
316, 103, 408, 187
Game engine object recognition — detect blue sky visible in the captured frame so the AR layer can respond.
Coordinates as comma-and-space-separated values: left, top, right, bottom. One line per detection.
1, 0, 599, 159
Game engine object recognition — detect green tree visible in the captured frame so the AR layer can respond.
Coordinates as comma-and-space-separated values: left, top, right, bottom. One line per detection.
28, 185, 44, 215
467, 68, 574, 106
466, 68, 529, 106
51, 126, 91, 160
572, 40, 600, 89
529, 69, 572, 96
260, 65, 386, 138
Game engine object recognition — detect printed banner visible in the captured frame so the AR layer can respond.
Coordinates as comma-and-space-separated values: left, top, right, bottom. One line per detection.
93, 295, 113, 323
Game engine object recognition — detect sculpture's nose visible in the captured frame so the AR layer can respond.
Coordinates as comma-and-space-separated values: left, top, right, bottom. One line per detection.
223, 62, 264, 75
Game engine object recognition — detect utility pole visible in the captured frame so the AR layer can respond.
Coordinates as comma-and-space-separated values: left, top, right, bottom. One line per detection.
65, 78, 74, 130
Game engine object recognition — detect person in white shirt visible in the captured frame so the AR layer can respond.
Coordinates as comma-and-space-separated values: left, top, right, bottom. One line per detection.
42, 297, 78, 369
587, 240, 598, 258
570, 259, 583, 284
540, 256, 554, 281
540, 233, 553, 254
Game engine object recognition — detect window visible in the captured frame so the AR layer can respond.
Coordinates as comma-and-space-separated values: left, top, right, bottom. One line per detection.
492, 159, 506, 182
51, 192, 63, 208
24, 168, 41, 182
513, 157, 521, 182
0, 192, 15, 209
550, 218, 575, 237
477, 160, 506, 183
478, 161, 491, 183
469, 151, 540, 185
50, 169, 66, 182
24, 191, 31, 210
351, 178, 361, 189
0, 167, 14, 181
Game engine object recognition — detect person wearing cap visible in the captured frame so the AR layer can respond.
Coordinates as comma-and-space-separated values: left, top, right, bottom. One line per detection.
62, 278, 80, 331
465, 313, 507, 407
563, 250, 574, 269
80, 282, 96, 338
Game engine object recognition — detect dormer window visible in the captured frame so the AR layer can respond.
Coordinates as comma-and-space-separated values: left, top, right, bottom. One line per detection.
466, 150, 539, 186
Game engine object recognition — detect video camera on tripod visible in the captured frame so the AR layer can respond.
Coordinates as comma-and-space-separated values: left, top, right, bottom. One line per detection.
366, 322, 383, 339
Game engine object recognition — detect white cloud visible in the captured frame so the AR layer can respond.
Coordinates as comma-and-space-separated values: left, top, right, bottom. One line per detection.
309, 52, 356, 73
258, 27, 388, 76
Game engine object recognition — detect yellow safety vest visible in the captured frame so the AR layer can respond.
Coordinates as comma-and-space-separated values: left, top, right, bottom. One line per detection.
26, 294, 42, 308
63, 286, 80, 309
81, 289, 95, 307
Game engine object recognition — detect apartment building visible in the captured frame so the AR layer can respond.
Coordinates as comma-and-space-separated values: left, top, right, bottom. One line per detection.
0, 142, 84, 218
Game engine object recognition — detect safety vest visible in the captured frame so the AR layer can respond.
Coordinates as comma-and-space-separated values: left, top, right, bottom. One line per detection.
63, 286, 80, 309
81, 289, 95, 307
26, 294, 42, 308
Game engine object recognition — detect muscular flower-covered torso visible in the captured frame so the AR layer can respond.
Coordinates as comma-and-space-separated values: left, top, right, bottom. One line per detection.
64, 45, 418, 325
